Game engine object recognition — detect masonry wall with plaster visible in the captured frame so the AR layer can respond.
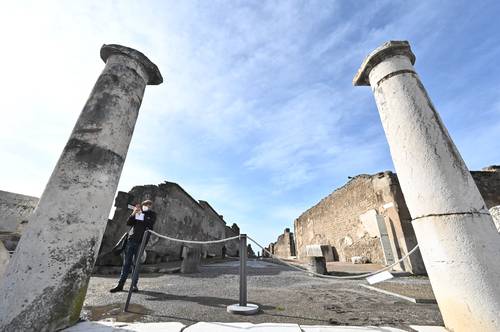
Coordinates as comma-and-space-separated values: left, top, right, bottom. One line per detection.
293, 167, 500, 274
96, 181, 240, 266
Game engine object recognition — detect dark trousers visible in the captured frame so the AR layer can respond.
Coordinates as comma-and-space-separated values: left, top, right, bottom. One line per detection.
118, 240, 140, 285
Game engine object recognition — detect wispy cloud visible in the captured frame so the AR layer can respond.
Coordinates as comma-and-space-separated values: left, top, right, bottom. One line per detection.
1, 1, 499, 246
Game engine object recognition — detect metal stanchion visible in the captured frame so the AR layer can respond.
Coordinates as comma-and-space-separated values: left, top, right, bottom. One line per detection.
124, 230, 150, 312
227, 234, 259, 315
239, 234, 248, 306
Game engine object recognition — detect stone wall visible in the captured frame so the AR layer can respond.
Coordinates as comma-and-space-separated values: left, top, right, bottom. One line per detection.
294, 174, 385, 264
471, 167, 500, 208
293, 167, 500, 274
0, 190, 38, 233
293, 172, 425, 273
97, 181, 239, 265
269, 228, 296, 258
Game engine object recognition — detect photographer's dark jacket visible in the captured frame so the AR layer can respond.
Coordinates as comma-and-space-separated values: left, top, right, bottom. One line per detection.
127, 210, 156, 243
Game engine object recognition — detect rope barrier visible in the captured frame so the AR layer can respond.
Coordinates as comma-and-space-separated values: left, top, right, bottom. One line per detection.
247, 235, 420, 280
148, 230, 240, 244
123, 229, 421, 313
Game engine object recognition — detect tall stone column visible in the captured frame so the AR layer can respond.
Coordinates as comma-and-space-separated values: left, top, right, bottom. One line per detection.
0, 44, 162, 332
353, 41, 500, 331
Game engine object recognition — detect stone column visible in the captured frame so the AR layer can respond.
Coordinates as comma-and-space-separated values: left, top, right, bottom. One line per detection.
0, 44, 162, 332
353, 41, 500, 331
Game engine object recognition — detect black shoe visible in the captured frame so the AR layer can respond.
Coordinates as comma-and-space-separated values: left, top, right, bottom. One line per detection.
109, 283, 124, 293
131, 285, 139, 293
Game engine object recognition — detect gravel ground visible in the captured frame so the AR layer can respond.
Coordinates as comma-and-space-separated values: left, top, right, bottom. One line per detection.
82, 259, 443, 331
369, 279, 436, 301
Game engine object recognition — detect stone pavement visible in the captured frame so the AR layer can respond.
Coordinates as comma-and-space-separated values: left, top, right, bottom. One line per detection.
66, 321, 447, 331
82, 259, 443, 331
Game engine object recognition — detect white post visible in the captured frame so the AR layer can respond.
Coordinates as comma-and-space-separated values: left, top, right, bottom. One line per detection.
0, 44, 162, 332
353, 40, 500, 332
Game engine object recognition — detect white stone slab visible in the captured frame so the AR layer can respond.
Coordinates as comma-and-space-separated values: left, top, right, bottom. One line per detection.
185, 322, 302, 331
305, 245, 324, 257
409, 326, 448, 332
366, 271, 393, 284
64, 320, 185, 331
301, 326, 407, 331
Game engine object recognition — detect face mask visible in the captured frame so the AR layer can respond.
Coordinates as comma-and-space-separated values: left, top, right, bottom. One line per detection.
142, 206, 149, 212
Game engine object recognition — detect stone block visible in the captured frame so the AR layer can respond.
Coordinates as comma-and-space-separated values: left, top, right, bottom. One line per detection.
306, 256, 326, 275
305, 245, 323, 257
351, 256, 369, 264
181, 246, 201, 274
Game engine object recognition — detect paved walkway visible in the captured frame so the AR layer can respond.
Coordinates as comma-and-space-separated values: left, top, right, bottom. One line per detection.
82, 259, 443, 330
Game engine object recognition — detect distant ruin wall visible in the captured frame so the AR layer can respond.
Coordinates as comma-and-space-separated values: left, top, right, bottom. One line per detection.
293, 168, 500, 273
97, 182, 239, 265
294, 175, 385, 264
0, 190, 38, 233
272, 228, 296, 258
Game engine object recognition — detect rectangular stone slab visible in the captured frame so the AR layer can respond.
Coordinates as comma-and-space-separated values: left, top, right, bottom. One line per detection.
184, 322, 302, 332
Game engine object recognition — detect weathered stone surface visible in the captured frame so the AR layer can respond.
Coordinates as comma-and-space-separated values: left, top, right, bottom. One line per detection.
0, 241, 9, 283
0, 190, 38, 233
294, 171, 424, 274
96, 182, 239, 266
306, 256, 326, 275
292, 167, 500, 275
305, 244, 334, 262
181, 246, 201, 274
351, 256, 369, 264
269, 228, 296, 258
355, 40, 500, 331
0, 44, 162, 332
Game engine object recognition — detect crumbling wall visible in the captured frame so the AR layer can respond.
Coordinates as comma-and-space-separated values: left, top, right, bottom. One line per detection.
293, 167, 500, 274
271, 228, 296, 258
97, 182, 239, 265
0, 190, 38, 233
294, 175, 385, 264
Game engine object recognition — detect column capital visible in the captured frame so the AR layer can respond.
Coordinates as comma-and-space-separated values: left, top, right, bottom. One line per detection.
353, 40, 415, 86
100, 44, 163, 85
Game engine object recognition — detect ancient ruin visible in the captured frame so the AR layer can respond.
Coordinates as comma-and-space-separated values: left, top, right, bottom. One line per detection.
265, 228, 296, 258
0, 44, 163, 332
269, 167, 500, 275
96, 181, 240, 266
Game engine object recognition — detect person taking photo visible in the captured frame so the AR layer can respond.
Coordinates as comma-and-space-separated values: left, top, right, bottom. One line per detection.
110, 199, 156, 293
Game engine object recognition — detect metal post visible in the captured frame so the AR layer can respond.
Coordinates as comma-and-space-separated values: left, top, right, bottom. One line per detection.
239, 234, 247, 307
124, 230, 150, 312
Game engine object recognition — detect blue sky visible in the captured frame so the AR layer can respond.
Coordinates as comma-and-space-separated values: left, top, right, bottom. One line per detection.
1, 1, 499, 247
